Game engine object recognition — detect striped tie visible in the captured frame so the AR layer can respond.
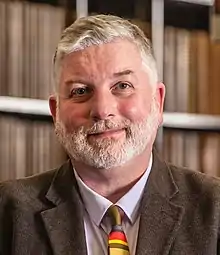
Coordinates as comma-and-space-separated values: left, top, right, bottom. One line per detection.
108, 205, 130, 255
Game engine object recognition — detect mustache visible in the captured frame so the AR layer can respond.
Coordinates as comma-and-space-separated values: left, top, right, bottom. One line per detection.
83, 119, 131, 135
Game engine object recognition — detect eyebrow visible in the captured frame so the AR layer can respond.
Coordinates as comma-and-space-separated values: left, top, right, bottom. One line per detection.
113, 69, 134, 77
64, 79, 92, 86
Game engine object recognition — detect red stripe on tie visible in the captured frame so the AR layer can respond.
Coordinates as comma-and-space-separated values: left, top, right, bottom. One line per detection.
109, 231, 127, 242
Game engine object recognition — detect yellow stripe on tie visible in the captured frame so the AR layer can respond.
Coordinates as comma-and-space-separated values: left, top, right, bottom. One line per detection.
109, 248, 130, 255
109, 240, 128, 246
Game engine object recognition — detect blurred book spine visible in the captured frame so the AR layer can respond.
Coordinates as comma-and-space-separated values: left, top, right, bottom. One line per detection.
0, 1, 66, 181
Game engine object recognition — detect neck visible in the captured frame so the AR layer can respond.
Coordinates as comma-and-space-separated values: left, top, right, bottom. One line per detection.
72, 147, 152, 203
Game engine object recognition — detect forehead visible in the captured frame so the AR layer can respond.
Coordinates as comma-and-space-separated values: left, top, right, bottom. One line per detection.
60, 39, 143, 78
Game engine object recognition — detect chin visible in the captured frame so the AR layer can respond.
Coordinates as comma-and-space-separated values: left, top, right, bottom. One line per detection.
71, 146, 139, 170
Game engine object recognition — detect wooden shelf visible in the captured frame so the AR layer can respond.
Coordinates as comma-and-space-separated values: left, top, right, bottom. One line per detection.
176, 0, 214, 5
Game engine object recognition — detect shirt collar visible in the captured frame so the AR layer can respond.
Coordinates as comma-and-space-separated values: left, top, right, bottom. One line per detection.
74, 153, 153, 226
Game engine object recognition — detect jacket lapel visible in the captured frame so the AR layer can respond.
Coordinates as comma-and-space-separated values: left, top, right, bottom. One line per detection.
136, 150, 185, 255
40, 161, 87, 255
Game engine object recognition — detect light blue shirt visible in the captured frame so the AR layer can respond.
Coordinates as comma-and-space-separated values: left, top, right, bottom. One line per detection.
74, 154, 152, 255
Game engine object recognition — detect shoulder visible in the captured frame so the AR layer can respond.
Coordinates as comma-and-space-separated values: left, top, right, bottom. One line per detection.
0, 163, 65, 207
169, 163, 220, 201
1, 167, 54, 190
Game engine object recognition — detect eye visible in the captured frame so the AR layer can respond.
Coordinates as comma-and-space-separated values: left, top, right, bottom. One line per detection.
115, 82, 131, 90
70, 87, 92, 97
112, 82, 134, 95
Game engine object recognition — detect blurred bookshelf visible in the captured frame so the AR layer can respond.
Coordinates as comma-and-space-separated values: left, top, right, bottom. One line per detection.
0, 0, 220, 181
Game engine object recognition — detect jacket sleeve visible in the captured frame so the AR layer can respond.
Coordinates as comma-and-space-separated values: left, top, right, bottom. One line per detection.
0, 184, 13, 255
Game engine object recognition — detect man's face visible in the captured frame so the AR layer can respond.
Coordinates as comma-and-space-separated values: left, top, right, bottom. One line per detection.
50, 39, 165, 169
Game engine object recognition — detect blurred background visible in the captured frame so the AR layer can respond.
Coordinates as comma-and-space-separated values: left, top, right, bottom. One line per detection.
0, 0, 220, 181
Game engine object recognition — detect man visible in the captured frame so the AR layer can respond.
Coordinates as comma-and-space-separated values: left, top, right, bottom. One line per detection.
0, 14, 220, 255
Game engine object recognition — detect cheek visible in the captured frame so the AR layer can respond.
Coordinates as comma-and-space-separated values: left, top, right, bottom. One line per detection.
119, 97, 151, 122
58, 102, 89, 131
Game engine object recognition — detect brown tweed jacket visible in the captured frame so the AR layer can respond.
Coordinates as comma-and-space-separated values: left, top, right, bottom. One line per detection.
1, 151, 220, 255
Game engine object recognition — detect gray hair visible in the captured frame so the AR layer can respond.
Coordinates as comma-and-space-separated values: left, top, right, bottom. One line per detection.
53, 14, 158, 91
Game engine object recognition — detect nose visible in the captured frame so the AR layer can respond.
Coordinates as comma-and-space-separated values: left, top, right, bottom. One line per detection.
89, 91, 118, 121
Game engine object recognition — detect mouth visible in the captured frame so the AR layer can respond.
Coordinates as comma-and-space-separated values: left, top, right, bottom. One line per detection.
87, 128, 126, 139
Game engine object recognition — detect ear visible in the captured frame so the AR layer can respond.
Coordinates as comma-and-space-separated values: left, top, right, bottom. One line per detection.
156, 82, 166, 125
49, 95, 57, 122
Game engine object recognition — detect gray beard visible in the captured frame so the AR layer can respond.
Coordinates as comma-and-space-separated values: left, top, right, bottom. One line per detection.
54, 100, 159, 169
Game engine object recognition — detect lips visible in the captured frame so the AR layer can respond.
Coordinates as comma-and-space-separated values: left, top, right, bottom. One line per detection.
87, 128, 126, 139
88, 128, 124, 136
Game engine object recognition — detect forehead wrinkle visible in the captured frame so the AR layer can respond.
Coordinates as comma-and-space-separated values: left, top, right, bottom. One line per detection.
61, 54, 97, 83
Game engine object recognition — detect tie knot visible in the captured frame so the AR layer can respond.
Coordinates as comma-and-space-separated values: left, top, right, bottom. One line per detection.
108, 205, 124, 226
